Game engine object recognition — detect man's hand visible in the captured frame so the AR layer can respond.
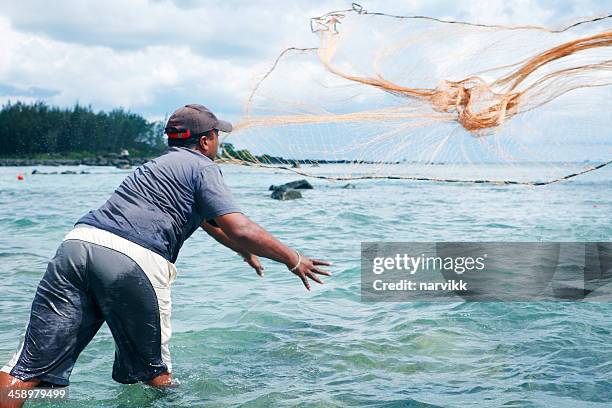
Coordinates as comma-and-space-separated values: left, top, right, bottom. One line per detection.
242, 253, 264, 277
214, 213, 333, 291
288, 253, 332, 291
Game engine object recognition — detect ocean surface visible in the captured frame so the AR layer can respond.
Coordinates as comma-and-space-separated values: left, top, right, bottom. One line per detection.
0, 162, 610, 407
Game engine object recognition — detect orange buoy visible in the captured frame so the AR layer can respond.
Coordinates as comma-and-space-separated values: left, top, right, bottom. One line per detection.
17, 174, 24, 181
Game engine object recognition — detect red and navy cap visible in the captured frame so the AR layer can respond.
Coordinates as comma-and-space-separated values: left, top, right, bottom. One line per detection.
164, 104, 232, 139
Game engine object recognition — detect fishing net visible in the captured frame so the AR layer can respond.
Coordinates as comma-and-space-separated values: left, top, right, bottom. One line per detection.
222, 4, 612, 185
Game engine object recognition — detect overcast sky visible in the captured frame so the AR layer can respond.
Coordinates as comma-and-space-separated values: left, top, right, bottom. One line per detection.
0, 0, 609, 123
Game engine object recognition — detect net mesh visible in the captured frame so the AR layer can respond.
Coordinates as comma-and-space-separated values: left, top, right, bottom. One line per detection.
221, 4, 612, 185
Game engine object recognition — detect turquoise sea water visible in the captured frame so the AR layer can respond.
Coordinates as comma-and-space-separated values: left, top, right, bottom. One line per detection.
0, 163, 611, 407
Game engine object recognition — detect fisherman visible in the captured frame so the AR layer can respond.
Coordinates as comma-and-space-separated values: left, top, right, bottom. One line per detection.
0, 104, 331, 408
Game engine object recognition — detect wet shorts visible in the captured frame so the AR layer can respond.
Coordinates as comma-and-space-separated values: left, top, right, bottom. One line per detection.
1, 225, 177, 385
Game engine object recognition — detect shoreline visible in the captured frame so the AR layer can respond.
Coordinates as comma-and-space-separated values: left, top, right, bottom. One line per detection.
0, 156, 604, 168
0, 156, 153, 167
0, 156, 402, 167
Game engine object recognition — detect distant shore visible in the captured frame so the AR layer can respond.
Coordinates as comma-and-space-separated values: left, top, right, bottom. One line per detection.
0, 154, 153, 167
1, 155, 600, 168
0, 154, 402, 167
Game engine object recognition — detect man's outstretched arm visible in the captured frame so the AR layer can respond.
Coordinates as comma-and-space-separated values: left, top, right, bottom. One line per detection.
201, 220, 248, 256
201, 220, 265, 277
213, 212, 332, 291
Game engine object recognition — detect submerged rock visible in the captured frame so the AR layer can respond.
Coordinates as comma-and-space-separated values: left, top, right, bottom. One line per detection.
342, 183, 356, 189
269, 179, 313, 191
271, 187, 302, 200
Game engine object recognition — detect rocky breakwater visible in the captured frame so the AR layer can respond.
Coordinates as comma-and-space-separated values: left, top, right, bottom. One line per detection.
0, 153, 153, 168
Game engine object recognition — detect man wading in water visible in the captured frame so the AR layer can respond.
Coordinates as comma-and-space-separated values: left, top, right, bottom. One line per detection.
0, 104, 331, 408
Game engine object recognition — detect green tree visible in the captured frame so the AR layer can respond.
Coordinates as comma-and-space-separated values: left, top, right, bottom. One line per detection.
0, 101, 165, 156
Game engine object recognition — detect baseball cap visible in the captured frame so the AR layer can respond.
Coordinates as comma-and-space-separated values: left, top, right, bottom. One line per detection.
165, 104, 232, 139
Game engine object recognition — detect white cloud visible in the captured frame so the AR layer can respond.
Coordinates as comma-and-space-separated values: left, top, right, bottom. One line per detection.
0, 0, 608, 121
0, 14, 263, 119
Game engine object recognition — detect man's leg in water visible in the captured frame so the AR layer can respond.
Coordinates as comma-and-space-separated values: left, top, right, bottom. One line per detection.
0, 239, 105, 407
145, 371, 173, 387
0, 372, 40, 408
86, 242, 172, 385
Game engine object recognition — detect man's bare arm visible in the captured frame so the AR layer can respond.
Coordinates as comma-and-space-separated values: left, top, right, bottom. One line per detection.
201, 220, 247, 256
213, 212, 331, 291
201, 220, 265, 277
213, 213, 296, 266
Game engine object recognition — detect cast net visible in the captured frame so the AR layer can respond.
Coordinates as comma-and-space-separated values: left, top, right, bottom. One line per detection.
222, 4, 612, 185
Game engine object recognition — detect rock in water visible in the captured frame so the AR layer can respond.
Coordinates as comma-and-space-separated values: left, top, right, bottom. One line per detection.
271, 187, 302, 200
269, 179, 313, 191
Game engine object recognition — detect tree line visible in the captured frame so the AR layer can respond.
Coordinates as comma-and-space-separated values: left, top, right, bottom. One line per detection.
0, 101, 166, 156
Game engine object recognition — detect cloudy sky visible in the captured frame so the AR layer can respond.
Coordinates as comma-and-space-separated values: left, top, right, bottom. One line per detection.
0, 0, 609, 123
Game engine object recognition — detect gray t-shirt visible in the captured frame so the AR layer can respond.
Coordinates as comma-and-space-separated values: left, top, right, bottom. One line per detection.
77, 147, 241, 263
